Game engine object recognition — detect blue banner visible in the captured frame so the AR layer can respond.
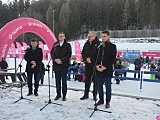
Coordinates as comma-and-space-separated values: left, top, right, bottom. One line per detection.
123, 52, 140, 58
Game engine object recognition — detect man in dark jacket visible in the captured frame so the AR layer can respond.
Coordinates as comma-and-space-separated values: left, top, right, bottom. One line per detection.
145, 55, 150, 69
0, 58, 9, 82
0, 57, 9, 79
95, 31, 117, 108
134, 56, 142, 78
51, 32, 72, 101
80, 31, 100, 100
0, 58, 8, 70
24, 38, 43, 96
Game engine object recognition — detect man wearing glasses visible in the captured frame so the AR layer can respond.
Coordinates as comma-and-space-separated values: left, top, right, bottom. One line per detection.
51, 32, 72, 101
80, 31, 100, 100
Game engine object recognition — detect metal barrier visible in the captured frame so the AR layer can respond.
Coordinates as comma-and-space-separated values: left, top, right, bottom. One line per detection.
67, 66, 160, 91
68, 66, 85, 77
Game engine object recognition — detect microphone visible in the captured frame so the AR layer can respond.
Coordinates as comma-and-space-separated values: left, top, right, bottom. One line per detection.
97, 42, 103, 49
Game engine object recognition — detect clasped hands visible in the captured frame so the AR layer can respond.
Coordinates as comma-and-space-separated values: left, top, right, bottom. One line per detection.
96, 65, 106, 72
31, 61, 36, 68
55, 59, 62, 64
86, 57, 91, 63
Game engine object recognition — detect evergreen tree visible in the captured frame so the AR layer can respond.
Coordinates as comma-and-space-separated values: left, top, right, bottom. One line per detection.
18, 0, 24, 15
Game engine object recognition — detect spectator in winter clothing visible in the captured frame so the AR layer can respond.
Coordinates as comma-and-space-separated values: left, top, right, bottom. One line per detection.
0, 58, 9, 82
72, 60, 78, 80
155, 66, 160, 80
114, 59, 122, 84
76, 62, 85, 82
0, 57, 9, 80
0, 58, 8, 70
51, 32, 72, 101
157, 59, 160, 67
145, 56, 150, 69
80, 31, 101, 100
150, 56, 154, 63
24, 38, 43, 96
134, 56, 142, 78
150, 62, 157, 79
140, 55, 144, 63
95, 31, 117, 108
115, 55, 121, 65
150, 62, 156, 71
121, 58, 129, 77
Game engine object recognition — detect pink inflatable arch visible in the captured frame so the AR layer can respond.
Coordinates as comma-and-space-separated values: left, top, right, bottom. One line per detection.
0, 17, 57, 58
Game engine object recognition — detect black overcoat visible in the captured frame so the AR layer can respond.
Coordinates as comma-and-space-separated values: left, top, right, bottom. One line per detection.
82, 37, 100, 76
96, 41, 117, 78
51, 40, 72, 72
24, 46, 43, 72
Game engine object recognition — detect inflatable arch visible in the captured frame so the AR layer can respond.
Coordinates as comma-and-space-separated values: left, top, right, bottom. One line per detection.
0, 17, 57, 58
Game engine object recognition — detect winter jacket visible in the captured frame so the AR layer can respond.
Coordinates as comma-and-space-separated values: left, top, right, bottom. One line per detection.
82, 37, 100, 76
0, 60, 8, 69
145, 56, 149, 63
134, 58, 141, 70
96, 41, 117, 78
121, 60, 129, 69
24, 45, 43, 72
51, 40, 72, 72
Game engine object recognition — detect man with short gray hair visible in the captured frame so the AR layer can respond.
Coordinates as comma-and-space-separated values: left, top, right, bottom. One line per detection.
80, 31, 100, 100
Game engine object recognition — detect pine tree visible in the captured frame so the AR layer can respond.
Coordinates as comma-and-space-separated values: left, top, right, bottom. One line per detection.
18, 0, 24, 15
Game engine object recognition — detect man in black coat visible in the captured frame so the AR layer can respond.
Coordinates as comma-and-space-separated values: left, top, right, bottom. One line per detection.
95, 31, 117, 108
24, 38, 43, 96
51, 32, 72, 101
0, 58, 8, 70
134, 55, 142, 78
80, 31, 101, 100
0, 58, 9, 82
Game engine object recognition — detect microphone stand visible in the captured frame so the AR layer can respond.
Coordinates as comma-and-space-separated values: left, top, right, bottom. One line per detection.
13, 57, 32, 104
40, 56, 62, 111
87, 45, 112, 118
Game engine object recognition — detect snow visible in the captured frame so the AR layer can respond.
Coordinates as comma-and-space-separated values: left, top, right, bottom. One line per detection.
1, 39, 160, 120
69, 38, 160, 55
1, 85, 160, 120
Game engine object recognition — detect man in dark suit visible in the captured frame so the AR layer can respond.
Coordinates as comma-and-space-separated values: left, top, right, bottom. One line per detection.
51, 32, 72, 101
24, 38, 43, 96
134, 55, 142, 78
80, 31, 100, 100
95, 31, 117, 108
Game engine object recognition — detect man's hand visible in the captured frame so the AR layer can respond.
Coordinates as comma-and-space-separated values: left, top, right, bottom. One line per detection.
31, 61, 36, 64
31, 64, 36, 68
31, 61, 36, 68
86, 57, 91, 63
96, 65, 106, 72
55, 59, 62, 64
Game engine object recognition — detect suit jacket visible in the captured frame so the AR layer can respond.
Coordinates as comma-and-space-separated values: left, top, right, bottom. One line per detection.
96, 41, 117, 78
24, 46, 43, 72
51, 40, 72, 72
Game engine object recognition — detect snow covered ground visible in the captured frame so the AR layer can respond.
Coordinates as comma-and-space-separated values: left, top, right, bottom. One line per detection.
1, 39, 160, 120
0, 85, 160, 120
0, 58, 160, 120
